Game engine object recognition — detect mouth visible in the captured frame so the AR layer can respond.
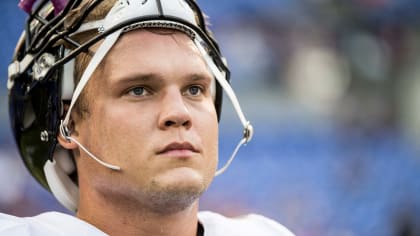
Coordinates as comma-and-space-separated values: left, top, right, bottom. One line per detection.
157, 142, 200, 158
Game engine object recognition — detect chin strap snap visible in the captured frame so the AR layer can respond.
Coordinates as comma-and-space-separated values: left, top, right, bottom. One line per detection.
243, 121, 254, 144
215, 122, 253, 176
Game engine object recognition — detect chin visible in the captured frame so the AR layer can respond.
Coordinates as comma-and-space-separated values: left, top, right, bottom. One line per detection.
155, 167, 208, 189
145, 169, 208, 214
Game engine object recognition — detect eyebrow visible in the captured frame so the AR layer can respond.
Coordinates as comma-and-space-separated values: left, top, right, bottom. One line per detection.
112, 73, 164, 87
187, 73, 213, 83
113, 72, 212, 85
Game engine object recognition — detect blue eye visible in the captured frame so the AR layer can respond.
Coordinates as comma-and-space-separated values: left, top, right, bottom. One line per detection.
128, 86, 148, 96
187, 85, 202, 96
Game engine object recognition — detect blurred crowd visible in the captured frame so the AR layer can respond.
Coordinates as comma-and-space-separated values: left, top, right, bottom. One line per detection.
1, 0, 420, 235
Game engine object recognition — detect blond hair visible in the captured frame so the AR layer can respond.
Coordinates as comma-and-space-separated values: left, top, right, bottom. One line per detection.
68, 0, 116, 118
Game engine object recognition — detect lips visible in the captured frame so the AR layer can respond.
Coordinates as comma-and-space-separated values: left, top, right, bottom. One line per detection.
157, 142, 200, 156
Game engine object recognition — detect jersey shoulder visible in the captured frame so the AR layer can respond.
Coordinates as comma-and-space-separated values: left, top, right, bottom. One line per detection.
198, 211, 295, 236
0, 212, 106, 236
0, 212, 31, 235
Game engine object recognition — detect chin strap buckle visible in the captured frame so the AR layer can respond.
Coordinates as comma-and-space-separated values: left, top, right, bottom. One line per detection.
59, 120, 71, 142
243, 121, 254, 144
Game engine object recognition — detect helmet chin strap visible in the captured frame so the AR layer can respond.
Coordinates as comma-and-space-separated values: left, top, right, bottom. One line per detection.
59, 121, 121, 171
59, 27, 123, 171
193, 38, 254, 176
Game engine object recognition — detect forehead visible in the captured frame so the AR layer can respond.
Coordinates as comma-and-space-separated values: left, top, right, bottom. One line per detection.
98, 29, 211, 82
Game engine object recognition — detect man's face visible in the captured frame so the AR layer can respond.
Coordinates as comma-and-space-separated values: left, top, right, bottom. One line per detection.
73, 30, 219, 212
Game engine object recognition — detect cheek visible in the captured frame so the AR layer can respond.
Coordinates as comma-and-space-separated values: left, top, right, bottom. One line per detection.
201, 119, 218, 183
104, 99, 155, 131
203, 118, 218, 153
195, 103, 219, 165
206, 127, 219, 174
87, 101, 157, 160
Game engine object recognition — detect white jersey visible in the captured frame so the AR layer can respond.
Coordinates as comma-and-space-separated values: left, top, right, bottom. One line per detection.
198, 211, 294, 236
0, 211, 294, 236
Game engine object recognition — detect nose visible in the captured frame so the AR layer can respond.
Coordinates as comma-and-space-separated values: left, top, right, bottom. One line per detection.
158, 89, 192, 130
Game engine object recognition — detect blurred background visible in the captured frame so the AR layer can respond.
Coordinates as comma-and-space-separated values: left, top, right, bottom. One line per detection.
1, 0, 420, 235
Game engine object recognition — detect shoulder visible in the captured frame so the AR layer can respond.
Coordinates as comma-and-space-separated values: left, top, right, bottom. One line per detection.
0, 212, 106, 236
198, 211, 295, 236
0, 212, 30, 235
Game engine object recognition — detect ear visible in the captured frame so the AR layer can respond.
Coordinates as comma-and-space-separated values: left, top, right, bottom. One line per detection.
59, 103, 78, 150
57, 130, 78, 150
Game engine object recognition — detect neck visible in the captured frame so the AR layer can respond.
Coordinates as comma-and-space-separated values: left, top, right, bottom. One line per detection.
76, 186, 200, 236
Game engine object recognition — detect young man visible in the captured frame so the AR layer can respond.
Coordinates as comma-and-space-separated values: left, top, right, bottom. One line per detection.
3, 0, 294, 235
